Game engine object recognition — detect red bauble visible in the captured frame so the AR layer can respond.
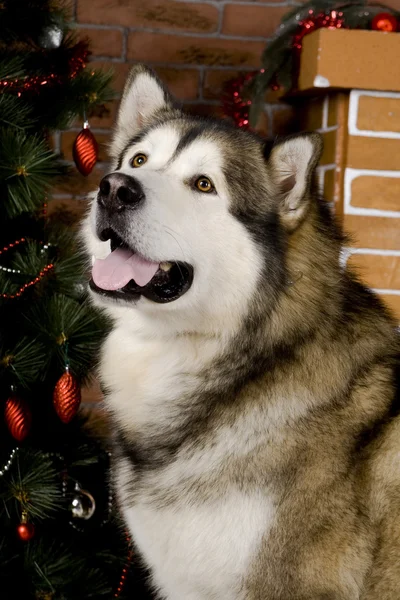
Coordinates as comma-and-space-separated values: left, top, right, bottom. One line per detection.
17, 521, 35, 541
4, 395, 32, 442
53, 371, 81, 424
73, 124, 98, 176
371, 12, 398, 32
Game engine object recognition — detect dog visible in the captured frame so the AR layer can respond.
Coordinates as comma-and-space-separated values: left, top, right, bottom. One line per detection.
83, 64, 400, 599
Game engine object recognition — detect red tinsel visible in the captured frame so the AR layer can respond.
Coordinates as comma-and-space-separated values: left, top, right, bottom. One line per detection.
292, 9, 345, 82
0, 237, 54, 300
0, 40, 89, 96
223, 9, 345, 129
114, 532, 133, 598
222, 71, 257, 129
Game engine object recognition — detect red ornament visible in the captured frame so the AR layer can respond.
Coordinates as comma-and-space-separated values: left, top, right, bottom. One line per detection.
17, 521, 35, 542
371, 12, 398, 32
223, 9, 345, 129
4, 395, 32, 442
73, 122, 98, 176
53, 370, 81, 424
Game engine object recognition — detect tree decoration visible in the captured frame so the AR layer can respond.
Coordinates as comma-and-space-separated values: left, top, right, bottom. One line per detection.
0, 40, 88, 95
73, 120, 98, 176
17, 510, 35, 541
1, 263, 54, 300
371, 12, 398, 31
223, 0, 400, 128
114, 533, 133, 598
0, 1, 136, 594
38, 24, 63, 50
0, 447, 18, 476
53, 368, 81, 424
70, 482, 96, 520
4, 394, 32, 442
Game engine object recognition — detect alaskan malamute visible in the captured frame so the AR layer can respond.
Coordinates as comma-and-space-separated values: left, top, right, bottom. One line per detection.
83, 65, 400, 599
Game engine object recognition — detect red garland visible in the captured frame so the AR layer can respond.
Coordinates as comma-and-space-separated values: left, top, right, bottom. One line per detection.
114, 533, 133, 598
223, 9, 345, 129
292, 9, 345, 83
0, 41, 89, 96
222, 71, 257, 129
0, 237, 54, 300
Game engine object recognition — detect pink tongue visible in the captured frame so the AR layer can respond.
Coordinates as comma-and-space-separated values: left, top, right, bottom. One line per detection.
92, 248, 160, 291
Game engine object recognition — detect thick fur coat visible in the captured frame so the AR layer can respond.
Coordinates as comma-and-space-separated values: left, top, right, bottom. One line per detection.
83, 65, 400, 600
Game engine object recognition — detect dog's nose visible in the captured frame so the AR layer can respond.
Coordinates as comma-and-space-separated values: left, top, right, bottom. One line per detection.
97, 173, 145, 214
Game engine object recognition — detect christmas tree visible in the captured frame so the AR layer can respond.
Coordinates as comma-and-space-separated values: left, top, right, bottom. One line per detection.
0, 2, 147, 598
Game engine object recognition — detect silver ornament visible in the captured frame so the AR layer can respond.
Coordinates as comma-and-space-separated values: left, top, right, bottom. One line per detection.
70, 483, 96, 520
39, 25, 63, 49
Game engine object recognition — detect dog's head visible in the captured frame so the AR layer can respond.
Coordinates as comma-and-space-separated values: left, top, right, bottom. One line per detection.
83, 65, 322, 337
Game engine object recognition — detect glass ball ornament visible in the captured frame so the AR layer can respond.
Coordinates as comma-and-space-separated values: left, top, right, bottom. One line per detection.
38, 25, 63, 49
70, 483, 96, 520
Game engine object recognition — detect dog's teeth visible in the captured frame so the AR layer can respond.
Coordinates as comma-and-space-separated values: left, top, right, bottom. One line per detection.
160, 261, 173, 272
91, 255, 95, 266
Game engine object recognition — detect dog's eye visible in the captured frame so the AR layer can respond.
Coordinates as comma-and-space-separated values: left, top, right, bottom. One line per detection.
195, 177, 214, 193
131, 153, 147, 168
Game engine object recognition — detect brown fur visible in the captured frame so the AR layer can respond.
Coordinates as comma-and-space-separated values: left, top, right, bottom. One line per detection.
90, 65, 400, 599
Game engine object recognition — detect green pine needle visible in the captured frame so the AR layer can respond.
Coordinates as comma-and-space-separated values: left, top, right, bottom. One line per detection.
1, 449, 62, 521
0, 129, 60, 217
0, 337, 47, 389
0, 95, 34, 130
24, 294, 108, 382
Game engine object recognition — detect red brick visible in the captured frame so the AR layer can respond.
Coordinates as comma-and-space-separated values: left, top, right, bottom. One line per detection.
226, 0, 288, 2
183, 103, 225, 119
60, 130, 112, 163
90, 61, 130, 93
342, 215, 400, 251
347, 254, 400, 290
82, 379, 103, 404
153, 67, 200, 100
222, 5, 290, 38
80, 99, 119, 129
379, 294, 400, 322
372, 0, 400, 9
77, 0, 218, 33
127, 32, 265, 67
203, 69, 243, 100
90, 61, 199, 100
53, 164, 109, 198
77, 27, 123, 58
47, 197, 88, 226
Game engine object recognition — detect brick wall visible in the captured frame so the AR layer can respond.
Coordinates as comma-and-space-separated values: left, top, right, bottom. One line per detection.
53, 0, 298, 217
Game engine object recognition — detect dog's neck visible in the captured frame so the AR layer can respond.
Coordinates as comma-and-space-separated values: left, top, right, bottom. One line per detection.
101, 201, 350, 449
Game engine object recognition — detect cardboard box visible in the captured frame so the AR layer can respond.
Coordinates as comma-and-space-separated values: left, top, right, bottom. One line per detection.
298, 29, 400, 94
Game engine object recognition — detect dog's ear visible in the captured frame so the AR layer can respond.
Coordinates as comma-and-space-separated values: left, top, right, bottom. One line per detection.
269, 133, 322, 231
110, 64, 175, 160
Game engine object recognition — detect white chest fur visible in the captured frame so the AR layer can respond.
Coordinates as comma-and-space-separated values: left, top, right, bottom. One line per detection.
101, 326, 219, 432
119, 459, 274, 600
102, 327, 277, 599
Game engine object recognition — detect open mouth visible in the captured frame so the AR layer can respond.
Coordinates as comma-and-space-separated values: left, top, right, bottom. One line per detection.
89, 229, 193, 304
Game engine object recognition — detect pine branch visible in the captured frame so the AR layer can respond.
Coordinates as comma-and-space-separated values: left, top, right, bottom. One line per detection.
0, 337, 47, 390
0, 449, 62, 521
23, 294, 108, 382
0, 129, 60, 218
0, 95, 33, 130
